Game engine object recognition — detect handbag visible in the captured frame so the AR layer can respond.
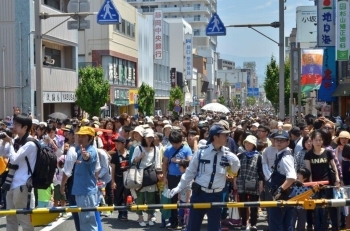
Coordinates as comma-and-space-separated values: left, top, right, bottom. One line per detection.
123, 165, 143, 189
244, 179, 257, 192
328, 163, 336, 186
140, 146, 158, 187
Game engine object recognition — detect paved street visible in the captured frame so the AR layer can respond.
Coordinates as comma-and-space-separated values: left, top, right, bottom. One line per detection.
0, 210, 269, 231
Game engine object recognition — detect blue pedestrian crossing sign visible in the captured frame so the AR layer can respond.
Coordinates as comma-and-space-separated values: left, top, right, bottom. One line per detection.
206, 13, 226, 36
97, 0, 121, 25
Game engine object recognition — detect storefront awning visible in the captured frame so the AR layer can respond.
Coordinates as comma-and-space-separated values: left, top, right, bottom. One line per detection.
332, 84, 350, 97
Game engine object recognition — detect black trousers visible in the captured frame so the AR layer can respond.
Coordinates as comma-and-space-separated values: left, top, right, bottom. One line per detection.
238, 193, 259, 226
114, 177, 130, 216
105, 180, 113, 206
167, 174, 182, 225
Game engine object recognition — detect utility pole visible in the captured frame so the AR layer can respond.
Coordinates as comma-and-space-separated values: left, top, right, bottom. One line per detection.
35, 0, 43, 121
279, 0, 285, 119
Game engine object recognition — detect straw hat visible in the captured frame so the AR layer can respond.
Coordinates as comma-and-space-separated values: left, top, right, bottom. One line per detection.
334, 131, 350, 144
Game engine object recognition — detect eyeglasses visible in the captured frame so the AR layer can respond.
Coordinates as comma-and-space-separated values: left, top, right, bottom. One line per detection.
258, 130, 267, 133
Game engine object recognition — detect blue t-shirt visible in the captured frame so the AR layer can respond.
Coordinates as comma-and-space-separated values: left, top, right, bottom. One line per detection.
164, 144, 192, 175
72, 145, 98, 196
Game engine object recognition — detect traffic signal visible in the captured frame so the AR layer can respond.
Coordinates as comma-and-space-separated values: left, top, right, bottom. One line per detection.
67, 0, 91, 30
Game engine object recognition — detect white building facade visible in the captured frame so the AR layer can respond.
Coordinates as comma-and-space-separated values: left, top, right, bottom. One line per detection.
126, 0, 217, 102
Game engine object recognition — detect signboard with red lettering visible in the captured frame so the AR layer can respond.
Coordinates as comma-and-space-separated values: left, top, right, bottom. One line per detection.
154, 10, 163, 60
318, 47, 337, 102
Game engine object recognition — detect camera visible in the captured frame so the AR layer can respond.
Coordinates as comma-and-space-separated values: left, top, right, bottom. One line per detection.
2, 163, 19, 191
0, 129, 13, 139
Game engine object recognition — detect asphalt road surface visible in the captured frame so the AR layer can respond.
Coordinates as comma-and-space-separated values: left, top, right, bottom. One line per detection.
0, 210, 269, 231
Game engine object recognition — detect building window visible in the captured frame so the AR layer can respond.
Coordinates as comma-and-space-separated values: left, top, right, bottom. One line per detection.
44, 0, 60, 11
131, 24, 135, 38
45, 48, 61, 68
194, 4, 200, 10
127, 22, 131, 36
194, 15, 200, 21
121, 19, 126, 34
193, 29, 200, 36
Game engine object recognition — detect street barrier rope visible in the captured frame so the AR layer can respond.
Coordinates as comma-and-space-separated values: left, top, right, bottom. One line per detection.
0, 199, 350, 215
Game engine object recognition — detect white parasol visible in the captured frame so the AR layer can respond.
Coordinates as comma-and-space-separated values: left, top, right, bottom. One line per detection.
201, 103, 230, 113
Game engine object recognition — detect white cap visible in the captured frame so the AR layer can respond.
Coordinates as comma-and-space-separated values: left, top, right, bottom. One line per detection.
252, 122, 260, 127
39, 122, 47, 127
163, 124, 172, 131
32, 119, 39, 125
278, 121, 283, 127
162, 120, 170, 125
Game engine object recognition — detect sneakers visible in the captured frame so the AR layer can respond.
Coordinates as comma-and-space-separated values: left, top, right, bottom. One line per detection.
250, 226, 258, 231
148, 220, 155, 226
101, 211, 111, 217
166, 222, 178, 229
151, 216, 157, 222
138, 221, 147, 227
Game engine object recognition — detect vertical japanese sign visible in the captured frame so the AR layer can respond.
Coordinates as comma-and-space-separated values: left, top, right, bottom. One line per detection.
184, 34, 193, 80
154, 10, 163, 60
170, 68, 177, 88
301, 49, 324, 93
318, 47, 337, 102
336, 0, 350, 60
317, 0, 335, 46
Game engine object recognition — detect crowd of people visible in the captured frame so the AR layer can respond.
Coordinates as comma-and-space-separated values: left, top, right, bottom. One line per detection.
0, 107, 349, 231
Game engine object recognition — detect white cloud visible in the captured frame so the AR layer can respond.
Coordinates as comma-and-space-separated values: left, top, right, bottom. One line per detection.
254, 0, 275, 10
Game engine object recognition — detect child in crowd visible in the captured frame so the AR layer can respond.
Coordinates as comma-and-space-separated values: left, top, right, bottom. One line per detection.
158, 171, 168, 228
53, 155, 67, 217
289, 167, 311, 231
37, 183, 54, 208
177, 159, 192, 231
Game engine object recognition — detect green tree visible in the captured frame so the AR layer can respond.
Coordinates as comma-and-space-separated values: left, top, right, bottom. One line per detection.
232, 97, 241, 109
138, 83, 155, 116
75, 66, 109, 118
168, 87, 184, 116
264, 55, 301, 115
218, 95, 225, 105
246, 96, 257, 107
263, 55, 279, 112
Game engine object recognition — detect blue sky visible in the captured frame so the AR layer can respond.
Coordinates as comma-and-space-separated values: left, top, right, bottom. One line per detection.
217, 0, 315, 85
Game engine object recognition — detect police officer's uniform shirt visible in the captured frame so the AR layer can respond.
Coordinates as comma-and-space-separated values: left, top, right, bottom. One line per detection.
275, 147, 296, 180
177, 143, 240, 191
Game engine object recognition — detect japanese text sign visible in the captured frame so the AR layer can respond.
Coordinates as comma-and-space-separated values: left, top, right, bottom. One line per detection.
154, 10, 163, 60
318, 47, 337, 102
317, 0, 335, 46
336, 0, 350, 60
184, 34, 193, 80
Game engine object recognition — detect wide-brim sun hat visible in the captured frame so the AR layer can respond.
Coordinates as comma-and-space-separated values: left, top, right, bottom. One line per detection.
243, 135, 257, 147
334, 131, 350, 144
130, 126, 145, 138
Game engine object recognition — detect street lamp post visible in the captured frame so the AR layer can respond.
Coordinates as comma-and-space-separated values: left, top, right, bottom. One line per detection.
226, 0, 285, 118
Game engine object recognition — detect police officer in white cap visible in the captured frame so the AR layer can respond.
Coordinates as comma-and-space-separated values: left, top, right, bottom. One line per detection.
170, 124, 240, 231
268, 130, 296, 231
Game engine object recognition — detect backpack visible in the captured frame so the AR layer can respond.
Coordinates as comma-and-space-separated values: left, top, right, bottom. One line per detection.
24, 138, 58, 189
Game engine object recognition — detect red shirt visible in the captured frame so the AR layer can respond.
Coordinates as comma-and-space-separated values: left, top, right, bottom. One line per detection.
100, 132, 118, 152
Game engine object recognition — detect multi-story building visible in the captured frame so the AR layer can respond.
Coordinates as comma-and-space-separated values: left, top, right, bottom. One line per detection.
126, 0, 217, 102
218, 58, 235, 70
0, 0, 79, 119
79, 0, 139, 116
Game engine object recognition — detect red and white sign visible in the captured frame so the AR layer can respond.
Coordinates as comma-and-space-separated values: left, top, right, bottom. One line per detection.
154, 10, 163, 60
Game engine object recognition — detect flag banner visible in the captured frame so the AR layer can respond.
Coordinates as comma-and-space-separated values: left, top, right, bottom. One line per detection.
301, 49, 324, 93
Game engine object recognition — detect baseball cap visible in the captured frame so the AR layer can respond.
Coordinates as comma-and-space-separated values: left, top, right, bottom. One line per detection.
274, 130, 290, 139
252, 122, 260, 127
208, 124, 231, 137
76, 126, 95, 137
32, 119, 39, 125
113, 136, 126, 143
62, 124, 72, 131
269, 129, 278, 138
